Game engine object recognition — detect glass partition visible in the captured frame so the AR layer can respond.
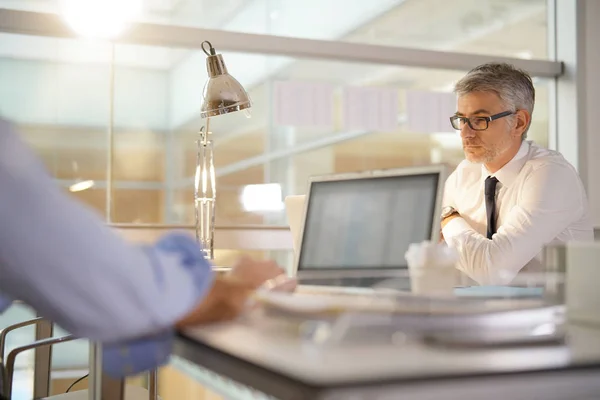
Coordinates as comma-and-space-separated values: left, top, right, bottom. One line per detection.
0, 31, 551, 226
161, 48, 551, 227
0, 33, 112, 220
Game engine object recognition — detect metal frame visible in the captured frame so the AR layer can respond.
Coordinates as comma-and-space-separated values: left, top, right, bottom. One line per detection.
0, 316, 160, 400
0, 317, 46, 362
112, 223, 293, 251
4, 335, 75, 399
0, 9, 563, 78
0, 317, 70, 399
33, 317, 53, 398
553, 0, 600, 227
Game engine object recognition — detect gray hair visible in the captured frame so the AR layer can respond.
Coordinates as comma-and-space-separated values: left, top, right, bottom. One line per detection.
454, 62, 535, 139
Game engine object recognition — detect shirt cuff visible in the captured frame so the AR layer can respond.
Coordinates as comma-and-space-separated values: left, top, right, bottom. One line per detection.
0, 294, 12, 314
102, 330, 174, 378
442, 217, 473, 243
145, 232, 216, 328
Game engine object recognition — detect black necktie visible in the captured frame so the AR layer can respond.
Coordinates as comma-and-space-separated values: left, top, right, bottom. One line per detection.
485, 176, 499, 239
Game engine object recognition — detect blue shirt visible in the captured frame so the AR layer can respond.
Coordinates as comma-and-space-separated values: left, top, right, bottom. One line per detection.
0, 119, 214, 377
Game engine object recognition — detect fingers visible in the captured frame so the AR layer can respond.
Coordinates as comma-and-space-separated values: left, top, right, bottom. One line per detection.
261, 259, 285, 275
264, 276, 297, 292
230, 256, 287, 288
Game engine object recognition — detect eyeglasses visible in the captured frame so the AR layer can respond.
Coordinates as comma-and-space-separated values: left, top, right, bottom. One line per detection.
449, 110, 514, 131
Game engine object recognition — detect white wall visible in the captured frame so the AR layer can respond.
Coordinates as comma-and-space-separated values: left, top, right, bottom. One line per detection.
555, 0, 600, 227
581, 0, 600, 227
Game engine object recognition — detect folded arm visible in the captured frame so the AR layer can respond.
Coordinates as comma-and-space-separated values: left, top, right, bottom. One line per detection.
442, 163, 587, 285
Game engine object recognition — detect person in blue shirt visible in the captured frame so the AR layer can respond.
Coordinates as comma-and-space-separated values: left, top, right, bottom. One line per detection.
0, 118, 293, 377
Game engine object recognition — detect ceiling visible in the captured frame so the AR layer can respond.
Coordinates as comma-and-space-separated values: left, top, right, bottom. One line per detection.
0, 0, 547, 68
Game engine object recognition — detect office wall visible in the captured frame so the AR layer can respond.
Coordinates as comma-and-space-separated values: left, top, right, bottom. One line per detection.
555, 0, 600, 227
581, 0, 600, 227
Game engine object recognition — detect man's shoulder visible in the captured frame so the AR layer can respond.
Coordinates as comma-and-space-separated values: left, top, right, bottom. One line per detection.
524, 142, 578, 173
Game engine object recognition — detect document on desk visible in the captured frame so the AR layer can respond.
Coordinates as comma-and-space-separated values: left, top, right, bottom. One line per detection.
253, 291, 565, 346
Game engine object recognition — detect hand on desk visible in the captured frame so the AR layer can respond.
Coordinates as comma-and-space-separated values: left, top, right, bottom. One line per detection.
230, 255, 297, 292
229, 256, 286, 289
104, 246, 295, 377
176, 255, 296, 328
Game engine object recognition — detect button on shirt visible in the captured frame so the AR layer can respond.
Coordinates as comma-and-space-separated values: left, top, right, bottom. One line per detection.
442, 140, 594, 285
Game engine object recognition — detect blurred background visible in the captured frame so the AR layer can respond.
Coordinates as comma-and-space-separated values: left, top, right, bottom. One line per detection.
0, 0, 555, 398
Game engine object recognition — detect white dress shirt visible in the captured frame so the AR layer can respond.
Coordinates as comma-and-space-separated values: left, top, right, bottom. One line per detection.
442, 140, 594, 285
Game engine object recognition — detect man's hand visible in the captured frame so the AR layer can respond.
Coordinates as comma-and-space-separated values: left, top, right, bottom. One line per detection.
175, 275, 251, 328
175, 256, 296, 329
228, 256, 286, 289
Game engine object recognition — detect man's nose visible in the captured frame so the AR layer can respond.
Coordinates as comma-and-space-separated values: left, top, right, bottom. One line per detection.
460, 126, 476, 138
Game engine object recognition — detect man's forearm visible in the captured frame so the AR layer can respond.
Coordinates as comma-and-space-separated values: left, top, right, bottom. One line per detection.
0, 120, 214, 342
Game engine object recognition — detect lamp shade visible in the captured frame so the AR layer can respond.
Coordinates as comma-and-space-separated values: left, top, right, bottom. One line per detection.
200, 41, 251, 118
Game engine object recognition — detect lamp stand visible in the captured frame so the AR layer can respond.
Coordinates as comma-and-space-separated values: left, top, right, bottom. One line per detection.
194, 120, 216, 260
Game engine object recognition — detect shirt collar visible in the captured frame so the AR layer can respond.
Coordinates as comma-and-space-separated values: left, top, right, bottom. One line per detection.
482, 140, 531, 187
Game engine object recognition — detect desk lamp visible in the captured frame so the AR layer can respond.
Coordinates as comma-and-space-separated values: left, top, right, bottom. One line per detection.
195, 41, 252, 259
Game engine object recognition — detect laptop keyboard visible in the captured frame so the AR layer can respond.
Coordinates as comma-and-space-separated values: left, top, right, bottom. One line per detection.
299, 277, 411, 291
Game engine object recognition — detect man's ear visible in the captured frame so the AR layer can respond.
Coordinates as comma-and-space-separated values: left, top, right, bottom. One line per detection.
513, 109, 530, 138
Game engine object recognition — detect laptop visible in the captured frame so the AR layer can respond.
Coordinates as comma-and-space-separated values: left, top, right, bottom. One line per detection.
284, 195, 306, 254
284, 165, 448, 294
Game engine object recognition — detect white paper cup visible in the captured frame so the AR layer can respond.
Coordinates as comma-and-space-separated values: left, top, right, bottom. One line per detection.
405, 241, 458, 296
544, 242, 600, 326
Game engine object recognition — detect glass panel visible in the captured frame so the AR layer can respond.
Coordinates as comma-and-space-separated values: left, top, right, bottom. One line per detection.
0, 33, 551, 226
0, 33, 111, 217
0, 304, 35, 400
157, 47, 551, 226
110, 45, 170, 222
0, 304, 36, 368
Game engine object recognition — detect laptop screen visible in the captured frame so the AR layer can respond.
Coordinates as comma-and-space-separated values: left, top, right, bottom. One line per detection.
297, 172, 440, 271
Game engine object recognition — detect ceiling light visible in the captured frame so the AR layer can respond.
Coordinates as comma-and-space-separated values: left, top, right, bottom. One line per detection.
516, 50, 533, 60
69, 180, 95, 192
59, 0, 143, 39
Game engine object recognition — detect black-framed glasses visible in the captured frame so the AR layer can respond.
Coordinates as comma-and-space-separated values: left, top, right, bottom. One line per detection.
449, 110, 514, 131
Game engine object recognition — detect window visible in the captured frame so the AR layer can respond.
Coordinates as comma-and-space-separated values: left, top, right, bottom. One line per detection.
163, 49, 551, 226
0, 33, 552, 226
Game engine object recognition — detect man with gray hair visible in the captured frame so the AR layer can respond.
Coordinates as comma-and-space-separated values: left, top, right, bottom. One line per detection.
440, 62, 593, 285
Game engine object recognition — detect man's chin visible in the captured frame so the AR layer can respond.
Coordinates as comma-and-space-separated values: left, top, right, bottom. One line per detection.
464, 150, 485, 163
